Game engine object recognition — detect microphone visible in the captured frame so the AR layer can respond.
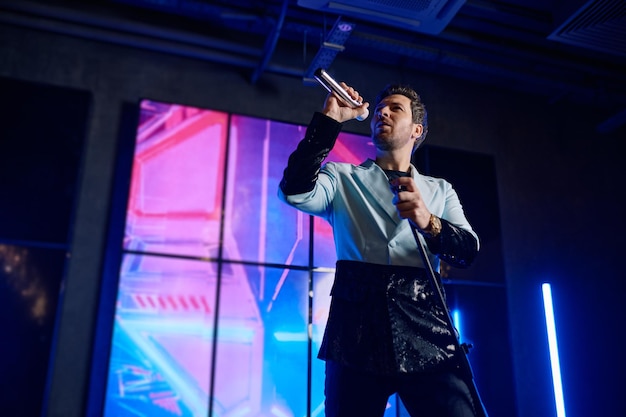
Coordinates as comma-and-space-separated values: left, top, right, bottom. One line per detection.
313, 68, 369, 121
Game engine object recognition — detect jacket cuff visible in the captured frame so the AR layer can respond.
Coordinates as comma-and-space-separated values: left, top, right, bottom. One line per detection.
424, 218, 478, 268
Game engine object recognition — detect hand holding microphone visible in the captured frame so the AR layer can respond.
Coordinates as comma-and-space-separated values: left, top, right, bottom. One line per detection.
314, 68, 369, 122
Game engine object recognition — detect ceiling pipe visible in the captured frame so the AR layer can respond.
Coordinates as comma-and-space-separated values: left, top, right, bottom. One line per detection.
0, 0, 304, 78
250, 0, 289, 84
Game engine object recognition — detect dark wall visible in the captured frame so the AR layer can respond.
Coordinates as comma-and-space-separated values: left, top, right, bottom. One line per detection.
1, 21, 624, 417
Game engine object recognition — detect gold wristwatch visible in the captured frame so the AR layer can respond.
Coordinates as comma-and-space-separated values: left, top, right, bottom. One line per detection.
422, 214, 442, 238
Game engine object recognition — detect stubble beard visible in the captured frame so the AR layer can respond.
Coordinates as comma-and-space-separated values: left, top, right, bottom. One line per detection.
372, 127, 394, 151
372, 131, 403, 152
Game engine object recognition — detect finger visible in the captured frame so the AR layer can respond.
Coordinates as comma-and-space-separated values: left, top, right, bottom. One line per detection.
389, 182, 407, 195
339, 82, 361, 102
396, 185, 409, 193
390, 178, 413, 193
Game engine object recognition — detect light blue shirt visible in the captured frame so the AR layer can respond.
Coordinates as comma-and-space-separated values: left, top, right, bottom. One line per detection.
278, 158, 478, 272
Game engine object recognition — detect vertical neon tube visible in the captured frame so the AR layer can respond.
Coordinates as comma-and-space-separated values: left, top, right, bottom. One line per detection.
542, 283, 566, 417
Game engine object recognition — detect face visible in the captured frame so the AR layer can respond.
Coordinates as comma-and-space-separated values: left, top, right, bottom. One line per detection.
370, 94, 422, 152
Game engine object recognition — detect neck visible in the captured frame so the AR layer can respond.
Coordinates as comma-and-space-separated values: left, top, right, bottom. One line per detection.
375, 151, 411, 172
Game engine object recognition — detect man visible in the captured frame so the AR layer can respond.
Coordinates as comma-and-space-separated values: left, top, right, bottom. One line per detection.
278, 81, 482, 417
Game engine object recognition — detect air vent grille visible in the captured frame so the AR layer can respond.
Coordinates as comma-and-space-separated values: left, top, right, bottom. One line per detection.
297, 0, 466, 34
548, 0, 626, 57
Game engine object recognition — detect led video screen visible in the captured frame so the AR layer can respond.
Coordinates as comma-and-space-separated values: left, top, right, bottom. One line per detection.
102, 99, 408, 417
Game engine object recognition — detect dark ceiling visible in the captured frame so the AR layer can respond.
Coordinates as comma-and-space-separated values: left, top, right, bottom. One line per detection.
2, 0, 626, 131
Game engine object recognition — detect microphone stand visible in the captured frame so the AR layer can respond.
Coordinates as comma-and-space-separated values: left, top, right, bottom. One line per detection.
410, 225, 489, 417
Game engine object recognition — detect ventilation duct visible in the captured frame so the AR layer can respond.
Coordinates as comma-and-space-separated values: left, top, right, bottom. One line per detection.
297, 0, 466, 34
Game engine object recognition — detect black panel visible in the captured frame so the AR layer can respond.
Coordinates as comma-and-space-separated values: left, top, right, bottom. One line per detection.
414, 145, 505, 284
0, 77, 91, 244
0, 77, 91, 416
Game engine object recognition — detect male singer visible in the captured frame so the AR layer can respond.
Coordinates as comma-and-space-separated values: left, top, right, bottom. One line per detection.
278, 81, 481, 417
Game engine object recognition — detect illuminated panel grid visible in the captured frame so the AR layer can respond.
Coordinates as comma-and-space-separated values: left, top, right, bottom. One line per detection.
213, 265, 309, 417
104, 99, 377, 417
225, 115, 310, 267
216, 114, 312, 415
123, 101, 228, 259
104, 254, 218, 417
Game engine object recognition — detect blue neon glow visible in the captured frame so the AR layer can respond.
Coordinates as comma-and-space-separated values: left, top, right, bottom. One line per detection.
452, 309, 462, 341
542, 283, 567, 417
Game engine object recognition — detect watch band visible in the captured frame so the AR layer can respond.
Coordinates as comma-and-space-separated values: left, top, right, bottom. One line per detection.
420, 214, 442, 238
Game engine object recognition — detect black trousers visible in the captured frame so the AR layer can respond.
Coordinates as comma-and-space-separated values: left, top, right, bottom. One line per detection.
324, 360, 477, 417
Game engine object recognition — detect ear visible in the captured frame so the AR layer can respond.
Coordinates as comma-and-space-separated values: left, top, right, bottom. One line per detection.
412, 123, 424, 140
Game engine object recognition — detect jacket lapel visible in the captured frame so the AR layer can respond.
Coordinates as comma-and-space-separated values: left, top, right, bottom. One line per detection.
352, 159, 403, 228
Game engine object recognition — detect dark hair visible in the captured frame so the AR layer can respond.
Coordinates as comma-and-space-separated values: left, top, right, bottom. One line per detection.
374, 84, 429, 149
